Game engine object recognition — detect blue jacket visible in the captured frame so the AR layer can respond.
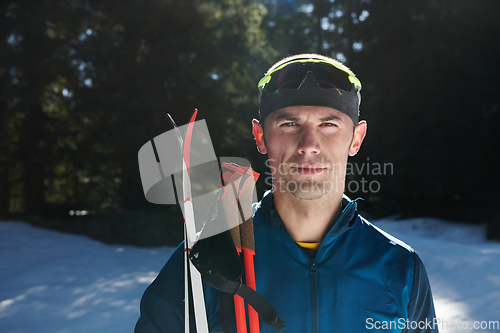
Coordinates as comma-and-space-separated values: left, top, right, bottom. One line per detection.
135, 191, 437, 332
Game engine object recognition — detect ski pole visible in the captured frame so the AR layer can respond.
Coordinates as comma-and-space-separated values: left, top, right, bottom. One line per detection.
235, 167, 260, 333
222, 168, 248, 333
221, 163, 260, 333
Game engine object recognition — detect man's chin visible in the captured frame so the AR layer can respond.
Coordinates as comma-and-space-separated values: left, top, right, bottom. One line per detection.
274, 178, 340, 200
289, 190, 327, 201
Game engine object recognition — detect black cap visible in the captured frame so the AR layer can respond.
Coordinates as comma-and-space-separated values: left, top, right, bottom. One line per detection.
259, 72, 360, 124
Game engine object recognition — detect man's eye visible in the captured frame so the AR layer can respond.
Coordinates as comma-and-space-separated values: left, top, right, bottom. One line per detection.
322, 123, 338, 127
281, 122, 296, 127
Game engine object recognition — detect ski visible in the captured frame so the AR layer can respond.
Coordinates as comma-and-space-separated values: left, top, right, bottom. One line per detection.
167, 110, 209, 333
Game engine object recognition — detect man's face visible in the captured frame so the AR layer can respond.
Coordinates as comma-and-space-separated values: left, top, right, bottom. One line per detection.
253, 106, 366, 200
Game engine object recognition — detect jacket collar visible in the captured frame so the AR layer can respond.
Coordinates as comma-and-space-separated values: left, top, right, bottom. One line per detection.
255, 189, 359, 240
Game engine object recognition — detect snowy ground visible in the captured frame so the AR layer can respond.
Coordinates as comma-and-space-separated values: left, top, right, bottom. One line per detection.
375, 218, 500, 332
0, 221, 174, 333
1, 218, 499, 333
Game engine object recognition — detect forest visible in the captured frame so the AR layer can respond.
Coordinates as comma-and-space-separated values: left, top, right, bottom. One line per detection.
1, 0, 499, 246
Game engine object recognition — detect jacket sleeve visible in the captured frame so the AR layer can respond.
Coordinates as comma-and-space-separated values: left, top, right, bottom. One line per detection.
403, 252, 439, 333
134, 243, 192, 333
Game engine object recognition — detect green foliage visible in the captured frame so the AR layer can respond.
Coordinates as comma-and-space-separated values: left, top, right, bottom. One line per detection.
0, 0, 274, 221
1, 0, 499, 245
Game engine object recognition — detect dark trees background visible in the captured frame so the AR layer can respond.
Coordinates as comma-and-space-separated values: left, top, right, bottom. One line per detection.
358, 0, 500, 223
1, 0, 499, 245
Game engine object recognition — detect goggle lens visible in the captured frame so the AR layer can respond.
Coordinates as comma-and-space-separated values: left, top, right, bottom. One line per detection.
262, 62, 356, 93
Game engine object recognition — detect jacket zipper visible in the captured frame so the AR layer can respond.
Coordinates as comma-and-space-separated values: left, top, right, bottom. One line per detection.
310, 200, 355, 333
310, 258, 318, 333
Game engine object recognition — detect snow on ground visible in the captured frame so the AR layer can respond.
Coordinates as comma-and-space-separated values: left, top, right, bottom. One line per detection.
375, 217, 500, 333
1, 218, 499, 333
0, 221, 174, 333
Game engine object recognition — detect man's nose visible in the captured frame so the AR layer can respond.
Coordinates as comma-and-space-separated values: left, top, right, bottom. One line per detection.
297, 126, 320, 155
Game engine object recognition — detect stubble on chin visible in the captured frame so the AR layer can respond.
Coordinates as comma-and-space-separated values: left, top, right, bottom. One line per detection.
273, 174, 344, 201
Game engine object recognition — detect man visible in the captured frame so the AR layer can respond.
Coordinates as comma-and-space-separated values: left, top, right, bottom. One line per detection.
135, 53, 438, 332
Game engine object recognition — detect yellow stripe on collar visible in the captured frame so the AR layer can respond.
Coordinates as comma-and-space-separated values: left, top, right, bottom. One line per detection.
296, 241, 321, 250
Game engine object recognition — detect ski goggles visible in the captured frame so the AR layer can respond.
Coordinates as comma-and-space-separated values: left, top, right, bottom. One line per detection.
257, 58, 362, 124
258, 59, 361, 94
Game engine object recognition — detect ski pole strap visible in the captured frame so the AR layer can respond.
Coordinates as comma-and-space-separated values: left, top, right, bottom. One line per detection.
189, 228, 286, 332
219, 293, 235, 333
218, 281, 286, 332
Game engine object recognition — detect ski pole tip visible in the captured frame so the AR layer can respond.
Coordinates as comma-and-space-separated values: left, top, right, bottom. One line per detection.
166, 113, 177, 128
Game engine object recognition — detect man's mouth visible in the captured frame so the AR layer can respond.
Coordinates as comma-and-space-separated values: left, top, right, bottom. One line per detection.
291, 165, 327, 175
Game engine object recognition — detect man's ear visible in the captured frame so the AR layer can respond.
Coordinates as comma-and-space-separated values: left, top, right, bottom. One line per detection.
252, 119, 267, 154
349, 120, 367, 156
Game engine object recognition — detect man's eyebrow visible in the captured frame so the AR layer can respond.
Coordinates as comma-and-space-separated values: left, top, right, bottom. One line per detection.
273, 113, 344, 123
320, 115, 344, 123
274, 113, 300, 121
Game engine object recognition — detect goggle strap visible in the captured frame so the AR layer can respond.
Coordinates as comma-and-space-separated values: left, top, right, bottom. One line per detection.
349, 75, 362, 91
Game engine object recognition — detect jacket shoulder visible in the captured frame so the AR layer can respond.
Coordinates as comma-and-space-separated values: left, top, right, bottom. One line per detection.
356, 215, 415, 254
